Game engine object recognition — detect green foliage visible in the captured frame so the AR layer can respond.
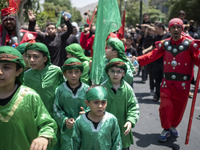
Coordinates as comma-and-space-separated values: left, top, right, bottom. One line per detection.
0, 0, 8, 10
125, 0, 166, 27
167, 0, 200, 24
0, 0, 8, 24
71, 7, 82, 23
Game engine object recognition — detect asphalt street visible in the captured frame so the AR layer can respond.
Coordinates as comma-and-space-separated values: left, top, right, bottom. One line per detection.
130, 66, 200, 150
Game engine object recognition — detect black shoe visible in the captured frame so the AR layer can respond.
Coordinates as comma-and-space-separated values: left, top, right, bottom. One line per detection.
153, 95, 159, 102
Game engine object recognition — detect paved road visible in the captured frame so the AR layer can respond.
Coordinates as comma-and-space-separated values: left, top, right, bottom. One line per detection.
130, 67, 200, 150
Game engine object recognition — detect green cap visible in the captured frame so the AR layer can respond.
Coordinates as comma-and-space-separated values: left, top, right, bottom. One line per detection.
107, 38, 128, 62
0, 46, 25, 84
105, 58, 127, 73
62, 57, 83, 72
25, 42, 51, 65
16, 43, 28, 54
65, 43, 90, 61
86, 86, 108, 101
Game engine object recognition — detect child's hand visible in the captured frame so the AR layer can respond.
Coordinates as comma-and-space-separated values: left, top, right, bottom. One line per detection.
65, 118, 75, 129
30, 137, 48, 150
79, 107, 85, 115
124, 121, 132, 136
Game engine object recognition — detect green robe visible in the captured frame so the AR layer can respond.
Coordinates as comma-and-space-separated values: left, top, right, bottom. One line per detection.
24, 64, 64, 115
102, 79, 140, 148
100, 59, 134, 85
53, 82, 89, 150
81, 60, 91, 85
0, 85, 57, 150
72, 112, 122, 150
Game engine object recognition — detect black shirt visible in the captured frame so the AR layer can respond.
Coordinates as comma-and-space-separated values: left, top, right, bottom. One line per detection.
0, 85, 19, 106
153, 32, 171, 64
29, 20, 73, 67
66, 81, 82, 95
86, 112, 100, 129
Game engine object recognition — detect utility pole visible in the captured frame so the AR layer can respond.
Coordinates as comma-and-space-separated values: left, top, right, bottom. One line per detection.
140, 0, 143, 25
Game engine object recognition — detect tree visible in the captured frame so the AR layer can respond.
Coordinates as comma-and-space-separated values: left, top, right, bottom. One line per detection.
125, 0, 166, 27
167, 0, 200, 25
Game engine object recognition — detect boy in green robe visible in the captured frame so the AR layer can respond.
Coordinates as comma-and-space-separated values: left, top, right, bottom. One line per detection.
53, 57, 89, 150
0, 46, 57, 150
72, 85, 122, 150
65, 43, 91, 85
102, 38, 135, 86
24, 42, 65, 115
102, 58, 140, 149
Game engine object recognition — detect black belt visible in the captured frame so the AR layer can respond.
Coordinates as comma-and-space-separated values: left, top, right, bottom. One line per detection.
164, 73, 190, 81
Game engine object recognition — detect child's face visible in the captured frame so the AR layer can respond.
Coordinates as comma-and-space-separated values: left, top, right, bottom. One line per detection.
85, 100, 107, 117
107, 66, 125, 84
126, 39, 132, 46
63, 69, 82, 86
105, 45, 116, 60
66, 52, 76, 59
26, 50, 47, 70
0, 62, 22, 89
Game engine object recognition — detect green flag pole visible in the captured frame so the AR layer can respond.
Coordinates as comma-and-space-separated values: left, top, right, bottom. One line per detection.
90, 0, 121, 84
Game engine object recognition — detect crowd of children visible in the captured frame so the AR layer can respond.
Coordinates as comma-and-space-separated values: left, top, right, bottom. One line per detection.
0, 40, 139, 150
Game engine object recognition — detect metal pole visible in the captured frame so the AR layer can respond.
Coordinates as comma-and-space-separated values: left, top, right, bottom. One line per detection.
140, 0, 143, 25
185, 64, 200, 144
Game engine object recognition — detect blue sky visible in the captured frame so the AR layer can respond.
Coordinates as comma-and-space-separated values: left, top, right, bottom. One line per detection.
71, 0, 98, 8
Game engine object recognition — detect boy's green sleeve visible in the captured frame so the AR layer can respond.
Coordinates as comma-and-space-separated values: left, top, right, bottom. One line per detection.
126, 87, 140, 128
123, 60, 134, 85
81, 61, 91, 85
111, 118, 122, 150
32, 92, 58, 147
72, 120, 81, 150
53, 87, 68, 133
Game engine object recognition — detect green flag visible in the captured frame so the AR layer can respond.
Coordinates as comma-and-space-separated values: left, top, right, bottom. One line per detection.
90, 0, 121, 84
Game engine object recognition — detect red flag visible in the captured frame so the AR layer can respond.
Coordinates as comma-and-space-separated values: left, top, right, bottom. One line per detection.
89, 8, 97, 28
87, 17, 90, 24
118, 10, 126, 39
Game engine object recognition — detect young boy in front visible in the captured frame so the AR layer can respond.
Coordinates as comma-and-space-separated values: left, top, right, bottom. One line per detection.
72, 85, 122, 150
102, 58, 140, 150
53, 57, 89, 150
0, 46, 57, 150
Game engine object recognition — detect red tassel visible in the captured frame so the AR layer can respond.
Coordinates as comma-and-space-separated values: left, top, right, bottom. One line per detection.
9, 0, 21, 11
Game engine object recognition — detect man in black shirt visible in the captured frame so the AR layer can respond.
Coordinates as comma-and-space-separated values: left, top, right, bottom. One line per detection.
28, 10, 73, 67
145, 23, 171, 101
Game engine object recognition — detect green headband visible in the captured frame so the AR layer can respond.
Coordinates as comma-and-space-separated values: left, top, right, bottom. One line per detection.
86, 86, 108, 101
62, 57, 83, 72
65, 43, 90, 61
25, 42, 51, 65
105, 58, 127, 74
0, 46, 25, 84
16, 43, 28, 54
107, 38, 128, 62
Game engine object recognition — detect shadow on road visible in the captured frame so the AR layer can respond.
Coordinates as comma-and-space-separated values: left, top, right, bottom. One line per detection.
133, 131, 180, 150
135, 93, 160, 105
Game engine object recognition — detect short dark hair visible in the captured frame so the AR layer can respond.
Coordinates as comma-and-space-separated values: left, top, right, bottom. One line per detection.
126, 35, 133, 40
156, 22, 165, 30
46, 22, 55, 27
